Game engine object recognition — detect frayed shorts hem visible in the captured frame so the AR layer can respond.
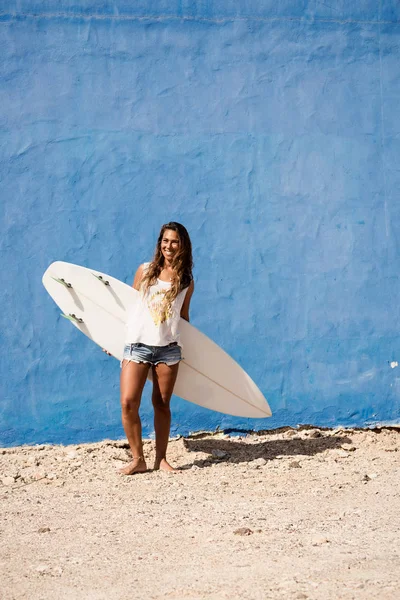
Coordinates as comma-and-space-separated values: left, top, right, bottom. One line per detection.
120, 342, 183, 368
121, 357, 181, 367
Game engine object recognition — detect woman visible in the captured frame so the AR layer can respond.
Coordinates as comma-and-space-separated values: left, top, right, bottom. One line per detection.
118, 222, 194, 475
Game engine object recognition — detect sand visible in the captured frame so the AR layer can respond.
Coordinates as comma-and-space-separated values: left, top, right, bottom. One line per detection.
1, 426, 400, 600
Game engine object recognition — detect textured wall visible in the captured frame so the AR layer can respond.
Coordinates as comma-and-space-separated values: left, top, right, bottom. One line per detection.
1, 2, 400, 446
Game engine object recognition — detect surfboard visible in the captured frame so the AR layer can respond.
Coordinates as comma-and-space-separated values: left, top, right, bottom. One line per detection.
42, 261, 272, 418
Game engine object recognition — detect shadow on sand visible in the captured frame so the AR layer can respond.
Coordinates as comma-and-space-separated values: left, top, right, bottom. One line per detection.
180, 428, 352, 470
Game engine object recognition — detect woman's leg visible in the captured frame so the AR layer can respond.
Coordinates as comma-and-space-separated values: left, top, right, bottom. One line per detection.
119, 360, 150, 474
151, 362, 180, 472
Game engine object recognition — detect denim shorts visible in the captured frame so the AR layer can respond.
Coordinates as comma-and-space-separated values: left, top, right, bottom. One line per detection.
121, 342, 182, 367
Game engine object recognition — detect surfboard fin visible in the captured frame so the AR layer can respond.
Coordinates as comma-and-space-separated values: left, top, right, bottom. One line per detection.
61, 313, 84, 324
51, 276, 73, 288
92, 273, 110, 286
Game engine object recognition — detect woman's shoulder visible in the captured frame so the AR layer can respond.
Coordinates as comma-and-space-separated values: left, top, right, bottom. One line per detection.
136, 262, 151, 275
133, 262, 151, 289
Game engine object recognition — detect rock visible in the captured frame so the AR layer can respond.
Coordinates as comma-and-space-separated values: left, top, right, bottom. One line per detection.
363, 473, 377, 481
1, 476, 15, 486
211, 449, 228, 459
289, 461, 302, 469
331, 428, 345, 436
234, 527, 254, 536
308, 430, 322, 438
284, 429, 297, 438
341, 444, 357, 452
311, 536, 329, 546
38, 527, 51, 533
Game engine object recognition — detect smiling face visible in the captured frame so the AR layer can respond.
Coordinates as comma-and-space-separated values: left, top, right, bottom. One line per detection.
161, 229, 180, 263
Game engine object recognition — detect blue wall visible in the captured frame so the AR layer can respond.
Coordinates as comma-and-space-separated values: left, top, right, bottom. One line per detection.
1, 2, 400, 446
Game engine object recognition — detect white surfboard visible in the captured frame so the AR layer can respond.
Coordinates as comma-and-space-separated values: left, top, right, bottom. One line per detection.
42, 261, 272, 418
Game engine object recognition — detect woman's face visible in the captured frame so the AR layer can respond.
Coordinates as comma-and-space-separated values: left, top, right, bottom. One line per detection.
161, 229, 180, 262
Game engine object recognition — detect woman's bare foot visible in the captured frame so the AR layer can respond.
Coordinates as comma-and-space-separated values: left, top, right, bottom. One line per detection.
118, 457, 147, 475
153, 458, 180, 473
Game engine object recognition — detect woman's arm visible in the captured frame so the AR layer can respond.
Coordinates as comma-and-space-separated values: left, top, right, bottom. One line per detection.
132, 264, 145, 290
180, 280, 194, 322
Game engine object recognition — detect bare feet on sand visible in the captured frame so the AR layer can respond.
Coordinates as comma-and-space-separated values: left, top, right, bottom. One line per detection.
118, 457, 147, 475
154, 458, 180, 473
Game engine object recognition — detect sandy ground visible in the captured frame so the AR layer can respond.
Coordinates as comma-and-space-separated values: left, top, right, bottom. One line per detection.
1, 426, 400, 600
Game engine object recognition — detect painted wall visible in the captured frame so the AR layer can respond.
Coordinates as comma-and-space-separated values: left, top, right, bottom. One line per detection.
1, 2, 400, 446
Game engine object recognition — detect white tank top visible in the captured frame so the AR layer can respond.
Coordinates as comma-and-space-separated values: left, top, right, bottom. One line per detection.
125, 264, 189, 347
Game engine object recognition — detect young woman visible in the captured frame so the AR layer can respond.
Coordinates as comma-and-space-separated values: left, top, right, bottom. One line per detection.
118, 222, 194, 474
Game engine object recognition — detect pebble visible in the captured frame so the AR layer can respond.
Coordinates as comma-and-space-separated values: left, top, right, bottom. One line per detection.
234, 527, 254, 536
341, 445, 357, 452
211, 449, 228, 459
284, 430, 298, 438
331, 428, 345, 436
362, 473, 377, 482
308, 430, 322, 438
289, 461, 302, 469
311, 536, 329, 546
38, 527, 51, 533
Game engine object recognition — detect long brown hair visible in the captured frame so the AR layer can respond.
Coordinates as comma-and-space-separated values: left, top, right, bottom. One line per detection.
141, 222, 193, 304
